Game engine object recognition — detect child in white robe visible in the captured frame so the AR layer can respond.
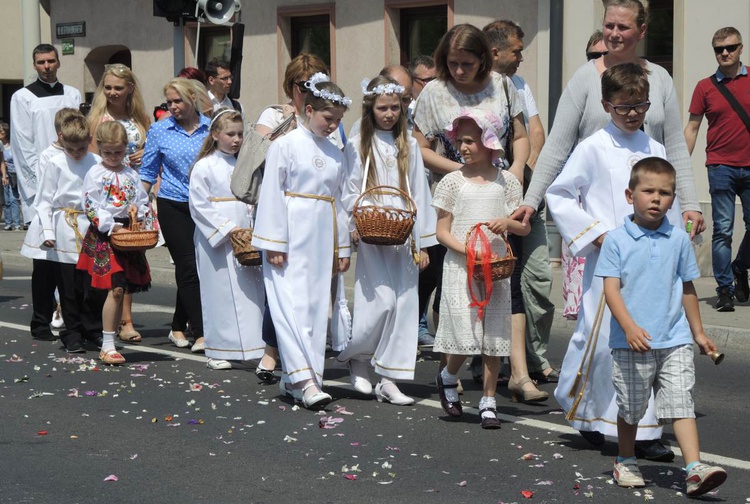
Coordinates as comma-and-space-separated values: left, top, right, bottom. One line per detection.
252, 74, 352, 410
77, 121, 151, 365
336, 75, 437, 405
189, 109, 265, 370
546, 63, 682, 458
433, 109, 527, 429
21, 113, 102, 353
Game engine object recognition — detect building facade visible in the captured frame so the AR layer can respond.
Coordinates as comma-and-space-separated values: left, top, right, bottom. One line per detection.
5, 0, 750, 271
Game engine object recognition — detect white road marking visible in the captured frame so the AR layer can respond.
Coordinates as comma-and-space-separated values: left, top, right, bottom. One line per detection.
1, 276, 32, 281
2, 318, 749, 471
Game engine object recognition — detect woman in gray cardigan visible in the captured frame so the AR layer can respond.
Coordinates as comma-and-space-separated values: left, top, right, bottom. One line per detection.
515, 0, 704, 237
513, 0, 702, 461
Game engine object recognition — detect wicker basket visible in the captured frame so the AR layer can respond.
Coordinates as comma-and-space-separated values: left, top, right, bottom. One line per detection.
353, 185, 416, 246
466, 223, 516, 282
230, 228, 262, 266
110, 207, 158, 252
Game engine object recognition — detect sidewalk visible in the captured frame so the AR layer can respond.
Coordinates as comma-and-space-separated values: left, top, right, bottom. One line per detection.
2, 228, 747, 348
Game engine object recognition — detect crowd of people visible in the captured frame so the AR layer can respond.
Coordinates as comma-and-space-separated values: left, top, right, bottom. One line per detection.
4, 0, 739, 497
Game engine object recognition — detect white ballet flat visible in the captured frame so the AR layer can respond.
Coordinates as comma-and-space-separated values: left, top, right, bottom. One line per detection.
375, 381, 415, 406
348, 360, 373, 395
206, 358, 232, 370
168, 331, 190, 348
302, 382, 332, 410
191, 340, 206, 353
278, 377, 303, 401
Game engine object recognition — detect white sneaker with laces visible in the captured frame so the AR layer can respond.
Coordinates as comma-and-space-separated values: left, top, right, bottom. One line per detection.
685, 462, 727, 496
613, 458, 645, 488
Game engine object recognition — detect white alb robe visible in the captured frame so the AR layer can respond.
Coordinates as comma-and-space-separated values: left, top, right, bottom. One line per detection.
10, 84, 81, 221
336, 132, 438, 380
21, 152, 100, 264
546, 123, 682, 439
189, 150, 265, 361
251, 126, 351, 386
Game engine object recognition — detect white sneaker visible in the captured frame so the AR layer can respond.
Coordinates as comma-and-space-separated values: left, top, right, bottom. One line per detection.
613, 459, 645, 488
207, 358, 232, 370
50, 305, 64, 329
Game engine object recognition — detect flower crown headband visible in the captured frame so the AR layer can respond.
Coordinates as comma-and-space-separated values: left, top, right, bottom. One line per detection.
360, 78, 405, 96
305, 72, 352, 106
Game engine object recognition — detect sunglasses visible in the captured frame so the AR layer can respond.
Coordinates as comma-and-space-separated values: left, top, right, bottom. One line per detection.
295, 81, 308, 93
586, 51, 608, 61
607, 100, 651, 116
713, 43, 741, 54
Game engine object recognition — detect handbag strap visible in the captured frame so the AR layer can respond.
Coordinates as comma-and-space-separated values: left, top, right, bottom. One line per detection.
710, 75, 750, 133
267, 111, 296, 141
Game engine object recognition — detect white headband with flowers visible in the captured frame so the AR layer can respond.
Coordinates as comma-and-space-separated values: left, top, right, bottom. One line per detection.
305, 72, 352, 106
360, 78, 405, 96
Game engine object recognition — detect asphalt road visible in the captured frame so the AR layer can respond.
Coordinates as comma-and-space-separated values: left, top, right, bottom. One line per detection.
0, 263, 748, 503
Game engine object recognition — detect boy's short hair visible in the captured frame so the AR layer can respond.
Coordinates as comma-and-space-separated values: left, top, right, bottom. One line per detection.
59, 114, 91, 144
204, 59, 231, 79
54, 108, 83, 134
629, 157, 676, 191
482, 19, 525, 51
601, 62, 650, 102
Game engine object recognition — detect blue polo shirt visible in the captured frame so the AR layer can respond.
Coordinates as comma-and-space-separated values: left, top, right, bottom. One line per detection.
595, 215, 700, 350
139, 115, 210, 202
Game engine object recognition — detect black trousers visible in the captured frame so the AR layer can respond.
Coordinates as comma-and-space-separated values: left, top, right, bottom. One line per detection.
418, 244, 447, 315
30, 259, 57, 339
157, 197, 204, 336
31, 260, 105, 346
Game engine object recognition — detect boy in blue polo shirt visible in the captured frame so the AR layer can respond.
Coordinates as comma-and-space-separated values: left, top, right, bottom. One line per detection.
596, 157, 727, 496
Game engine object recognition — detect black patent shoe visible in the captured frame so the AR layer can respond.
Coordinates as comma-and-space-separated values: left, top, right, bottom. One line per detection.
479, 408, 501, 429
634, 439, 675, 462
579, 430, 605, 446
436, 373, 462, 417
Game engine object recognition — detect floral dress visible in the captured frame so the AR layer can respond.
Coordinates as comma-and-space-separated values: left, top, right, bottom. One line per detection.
76, 163, 151, 291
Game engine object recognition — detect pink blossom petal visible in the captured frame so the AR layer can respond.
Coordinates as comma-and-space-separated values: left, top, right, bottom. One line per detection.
103, 475, 118, 482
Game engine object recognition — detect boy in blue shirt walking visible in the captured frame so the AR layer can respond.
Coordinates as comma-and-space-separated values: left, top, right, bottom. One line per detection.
596, 157, 727, 496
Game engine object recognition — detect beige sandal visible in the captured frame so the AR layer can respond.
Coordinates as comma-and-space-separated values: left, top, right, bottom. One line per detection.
118, 319, 142, 342
100, 349, 126, 365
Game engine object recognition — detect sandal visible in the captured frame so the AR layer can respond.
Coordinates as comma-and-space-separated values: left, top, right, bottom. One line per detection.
118, 319, 142, 342
99, 349, 126, 365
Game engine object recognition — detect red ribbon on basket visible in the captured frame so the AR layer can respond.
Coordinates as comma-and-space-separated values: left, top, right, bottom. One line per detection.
466, 223, 494, 320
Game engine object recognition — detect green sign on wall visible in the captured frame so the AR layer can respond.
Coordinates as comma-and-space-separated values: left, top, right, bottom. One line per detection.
62, 39, 74, 55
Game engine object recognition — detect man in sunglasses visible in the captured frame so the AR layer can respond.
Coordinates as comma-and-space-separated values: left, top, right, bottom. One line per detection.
685, 26, 750, 313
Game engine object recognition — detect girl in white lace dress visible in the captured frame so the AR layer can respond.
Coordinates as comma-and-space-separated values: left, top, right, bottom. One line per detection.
432, 110, 527, 429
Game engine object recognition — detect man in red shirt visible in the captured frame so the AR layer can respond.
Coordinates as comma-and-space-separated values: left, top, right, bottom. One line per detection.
685, 26, 750, 312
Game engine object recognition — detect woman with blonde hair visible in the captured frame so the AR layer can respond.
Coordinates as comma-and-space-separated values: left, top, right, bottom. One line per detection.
87, 63, 151, 342
140, 77, 210, 351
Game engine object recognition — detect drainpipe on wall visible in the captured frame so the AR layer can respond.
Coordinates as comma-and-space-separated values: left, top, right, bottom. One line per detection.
22, 0, 41, 85
548, 0, 564, 128
545, 0, 564, 260
174, 18, 186, 76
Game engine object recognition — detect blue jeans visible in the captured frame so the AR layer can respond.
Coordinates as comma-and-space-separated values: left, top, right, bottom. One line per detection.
707, 164, 750, 292
3, 172, 21, 227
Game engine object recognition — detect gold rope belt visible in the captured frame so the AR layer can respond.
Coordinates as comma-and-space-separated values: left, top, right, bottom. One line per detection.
57, 207, 84, 253
284, 191, 338, 275
208, 197, 239, 202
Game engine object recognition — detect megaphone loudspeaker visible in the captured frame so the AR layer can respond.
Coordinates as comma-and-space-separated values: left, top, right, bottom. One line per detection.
197, 0, 237, 24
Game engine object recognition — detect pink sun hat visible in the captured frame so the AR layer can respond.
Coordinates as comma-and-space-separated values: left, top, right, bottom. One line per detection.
443, 108, 507, 159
